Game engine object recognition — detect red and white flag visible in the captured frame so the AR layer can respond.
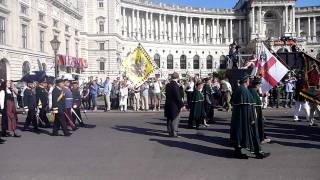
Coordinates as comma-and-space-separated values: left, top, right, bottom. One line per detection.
255, 43, 289, 92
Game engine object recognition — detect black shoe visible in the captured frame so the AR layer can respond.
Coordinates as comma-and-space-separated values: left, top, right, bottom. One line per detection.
51, 133, 59, 136
33, 128, 41, 134
64, 133, 72, 137
256, 152, 271, 159
235, 153, 249, 159
13, 133, 21, 138
0, 138, 6, 144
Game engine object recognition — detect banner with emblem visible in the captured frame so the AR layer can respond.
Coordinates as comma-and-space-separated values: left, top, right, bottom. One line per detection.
122, 44, 156, 87
255, 43, 289, 92
299, 53, 320, 104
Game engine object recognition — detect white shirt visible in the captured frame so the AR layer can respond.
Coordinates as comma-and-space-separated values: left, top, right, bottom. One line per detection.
0, 90, 4, 110
153, 81, 162, 94
120, 87, 128, 97
48, 86, 54, 109
186, 81, 194, 92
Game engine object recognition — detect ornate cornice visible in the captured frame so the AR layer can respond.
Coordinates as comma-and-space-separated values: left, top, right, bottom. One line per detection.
46, 0, 82, 20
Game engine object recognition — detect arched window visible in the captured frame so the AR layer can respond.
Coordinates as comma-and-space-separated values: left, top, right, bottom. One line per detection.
219, 55, 227, 69
193, 55, 200, 69
316, 53, 320, 60
22, 61, 30, 76
154, 54, 160, 68
206, 55, 213, 69
180, 55, 186, 69
167, 54, 173, 69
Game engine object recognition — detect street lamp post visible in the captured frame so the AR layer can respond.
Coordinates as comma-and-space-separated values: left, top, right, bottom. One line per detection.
50, 36, 61, 78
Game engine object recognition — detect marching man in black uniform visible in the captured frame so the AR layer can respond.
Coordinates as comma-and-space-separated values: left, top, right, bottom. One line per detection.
36, 79, 51, 128
71, 81, 85, 127
23, 80, 39, 133
52, 79, 71, 136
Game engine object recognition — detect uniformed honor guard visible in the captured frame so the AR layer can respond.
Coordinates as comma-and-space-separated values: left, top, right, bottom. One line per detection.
52, 79, 70, 136
22, 79, 39, 133
248, 77, 271, 144
71, 81, 85, 127
63, 80, 77, 131
230, 74, 270, 159
36, 79, 51, 128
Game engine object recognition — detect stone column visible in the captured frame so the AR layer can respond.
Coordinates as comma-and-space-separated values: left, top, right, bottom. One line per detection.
251, 6, 255, 39
285, 5, 289, 33
297, 18, 300, 37
190, 17, 193, 43
259, 6, 262, 36
239, 19, 242, 43
204, 18, 207, 44
122, 8, 126, 37
164, 14, 167, 41
211, 18, 215, 44
146, 12, 149, 40
292, 6, 296, 35
137, 10, 140, 39
177, 16, 180, 43
132, 9, 135, 38
217, 18, 220, 44
308, 17, 311, 41
230, 19, 233, 43
150, 13, 153, 40
225, 19, 229, 44
313, 16, 317, 42
159, 14, 163, 41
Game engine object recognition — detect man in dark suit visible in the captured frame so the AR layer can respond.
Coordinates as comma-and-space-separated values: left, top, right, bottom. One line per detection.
36, 79, 51, 128
164, 72, 185, 137
23, 80, 39, 132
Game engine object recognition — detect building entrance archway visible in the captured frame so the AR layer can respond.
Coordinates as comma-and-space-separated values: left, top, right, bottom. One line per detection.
264, 10, 281, 39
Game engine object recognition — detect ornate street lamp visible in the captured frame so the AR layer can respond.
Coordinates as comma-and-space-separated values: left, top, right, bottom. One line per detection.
50, 36, 61, 78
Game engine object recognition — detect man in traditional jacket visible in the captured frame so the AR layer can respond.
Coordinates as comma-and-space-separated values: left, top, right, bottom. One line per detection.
36, 79, 51, 128
248, 77, 271, 144
230, 74, 270, 159
202, 77, 213, 125
164, 72, 185, 137
71, 81, 85, 127
52, 79, 70, 136
23, 80, 39, 133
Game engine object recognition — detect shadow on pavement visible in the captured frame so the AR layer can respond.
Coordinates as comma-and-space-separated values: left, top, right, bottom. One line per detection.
112, 125, 169, 138
149, 138, 235, 159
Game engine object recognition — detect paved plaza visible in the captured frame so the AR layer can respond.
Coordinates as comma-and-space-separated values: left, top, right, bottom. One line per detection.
0, 108, 319, 180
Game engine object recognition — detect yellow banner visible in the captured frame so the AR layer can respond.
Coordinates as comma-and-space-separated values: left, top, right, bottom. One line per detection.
122, 45, 155, 87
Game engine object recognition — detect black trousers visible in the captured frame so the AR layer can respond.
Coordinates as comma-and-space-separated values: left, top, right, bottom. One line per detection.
39, 108, 50, 127
186, 92, 193, 109
88, 94, 92, 110
205, 104, 214, 123
52, 112, 69, 135
1, 110, 8, 135
24, 109, 38, 129
72, 108, 84, 126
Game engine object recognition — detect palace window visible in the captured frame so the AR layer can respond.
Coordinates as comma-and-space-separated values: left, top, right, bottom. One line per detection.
66, 39, 69, 55
21, 24, 28, 48
99, 43, 105, 50
65, 25, 69, 33
53, 19, 59, 28
75, 42, 79, 57
39, 13, 45, 22
99, 61, 105, 71
22, 61, 30, 76
0, 17, 5, 44
99, 22, 104, 33
98, 0, 104, 8
20, 4, 28, 15
0, 0, 6, 5
193, 55, 200, 69
154, 54, 160, 68
206, 55, 213, 69
180, 55, 186, 69
167, 54, 173, 69
40, 30, 44, 52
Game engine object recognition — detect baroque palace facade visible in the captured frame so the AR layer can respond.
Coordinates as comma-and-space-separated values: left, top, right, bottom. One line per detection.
0, 0, 320, 80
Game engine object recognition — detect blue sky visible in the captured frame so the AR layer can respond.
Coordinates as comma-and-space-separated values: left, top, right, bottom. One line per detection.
152, 0, 319, 8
